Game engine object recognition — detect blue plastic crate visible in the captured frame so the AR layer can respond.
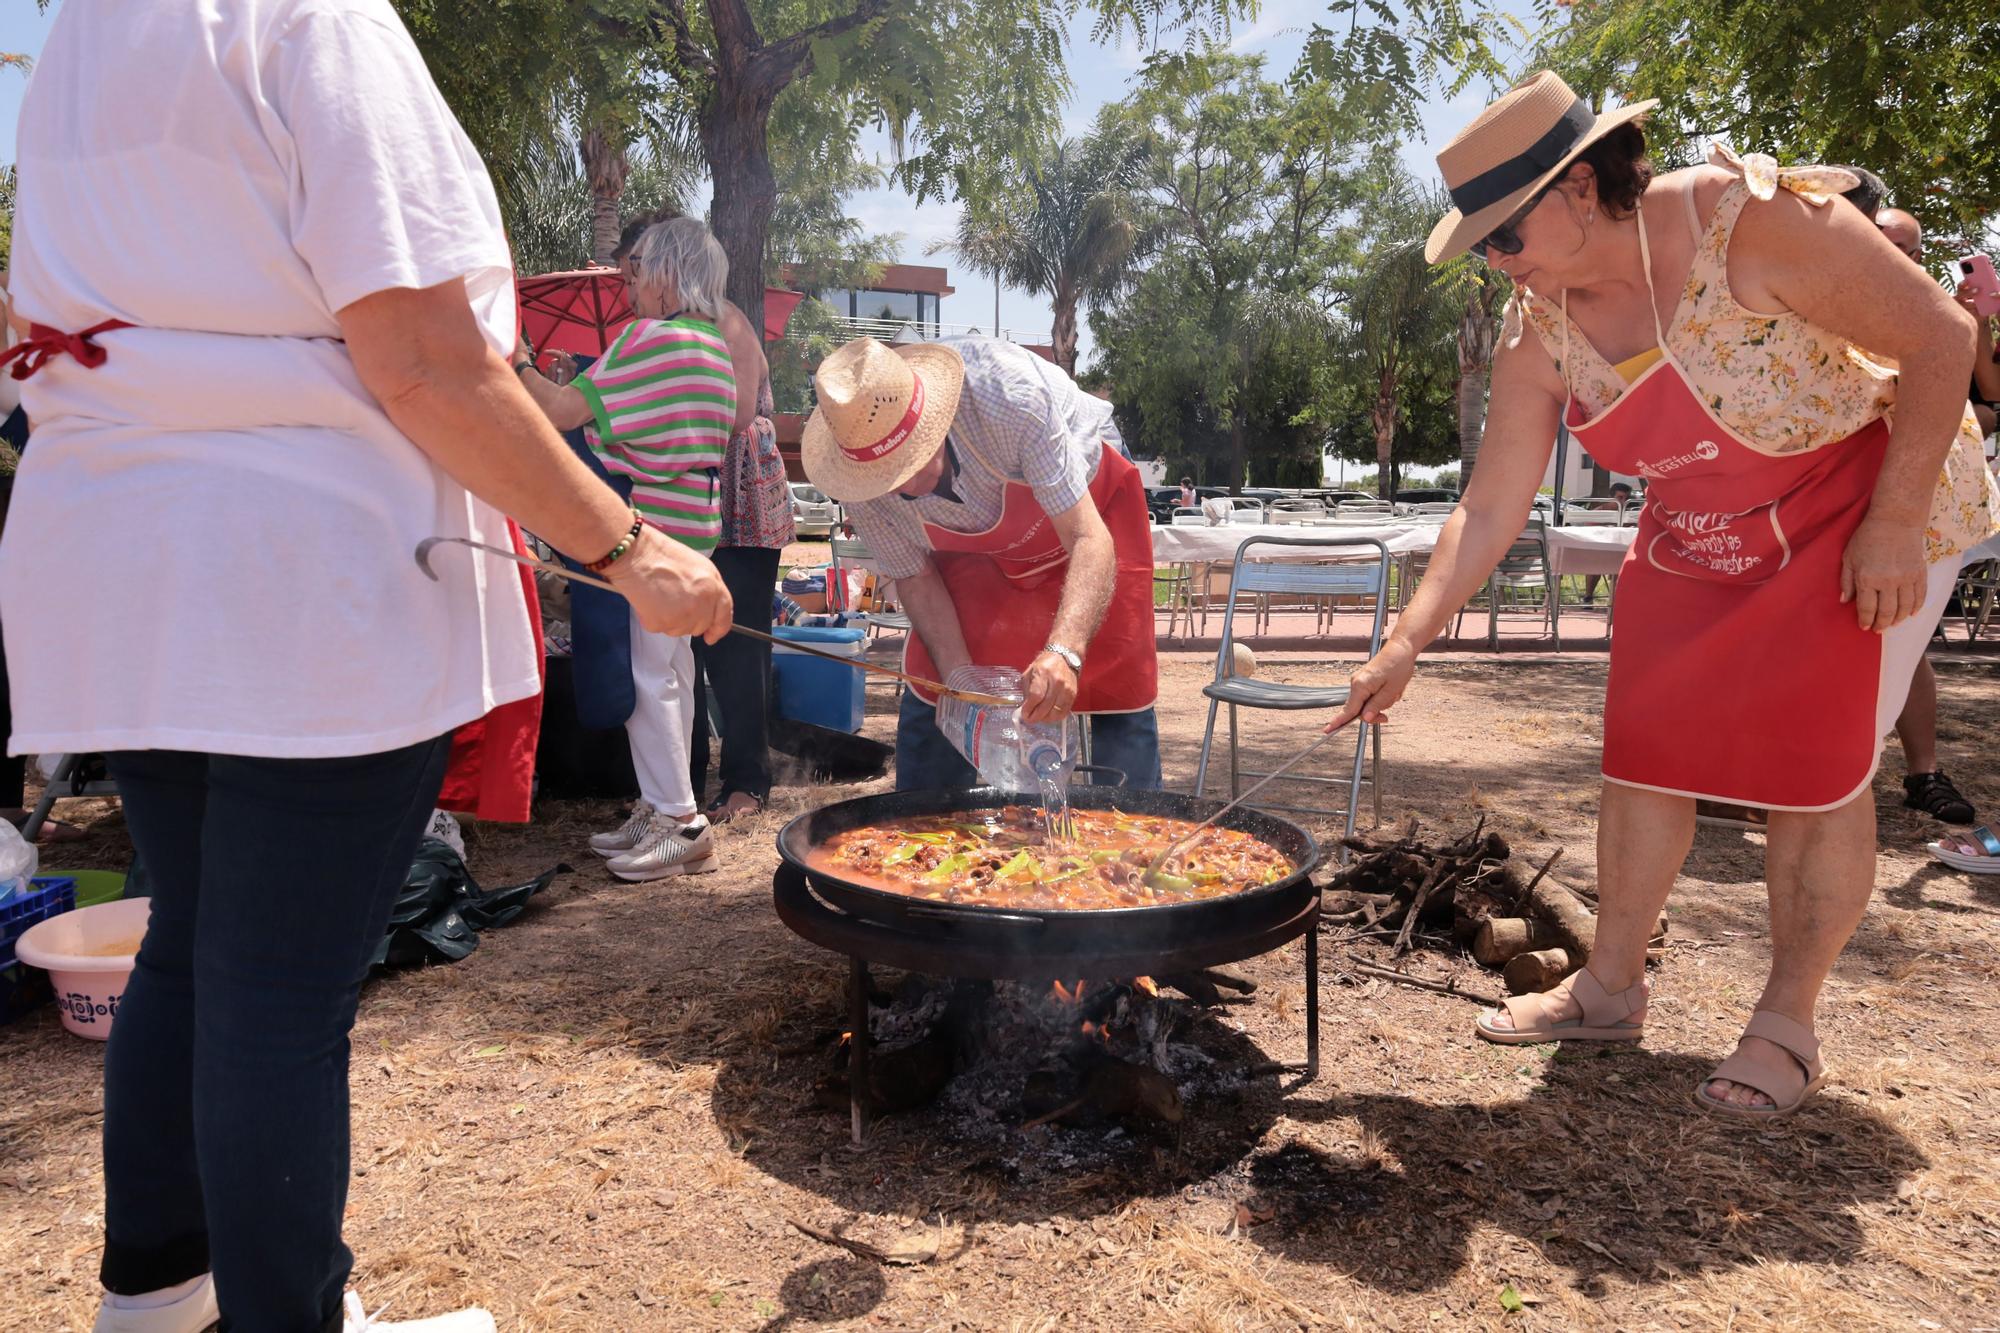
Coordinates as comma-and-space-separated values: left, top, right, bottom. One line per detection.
2, 876, 77, 1023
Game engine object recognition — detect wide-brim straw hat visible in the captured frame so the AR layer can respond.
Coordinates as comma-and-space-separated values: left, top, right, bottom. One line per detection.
1425, 71, 1658, 264
801, 336, 965, 503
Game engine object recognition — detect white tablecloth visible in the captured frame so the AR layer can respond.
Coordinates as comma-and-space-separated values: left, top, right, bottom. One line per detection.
1152, 520, 1637, 576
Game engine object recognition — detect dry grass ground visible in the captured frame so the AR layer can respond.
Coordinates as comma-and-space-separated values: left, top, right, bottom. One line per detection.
4, 652, 2000, 1331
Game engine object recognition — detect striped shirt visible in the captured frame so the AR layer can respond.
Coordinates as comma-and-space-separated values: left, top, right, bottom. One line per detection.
576, 315, 736, 552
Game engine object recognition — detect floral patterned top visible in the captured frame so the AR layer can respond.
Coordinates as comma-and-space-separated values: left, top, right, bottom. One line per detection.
1505, 146, 1999, 564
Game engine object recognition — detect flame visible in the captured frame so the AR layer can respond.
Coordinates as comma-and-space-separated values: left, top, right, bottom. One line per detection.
1134, 976, 1160, 997
1080, 1020, 1111, 1047
1050, 979, 1088, 1005
838, 1030, 852, 1047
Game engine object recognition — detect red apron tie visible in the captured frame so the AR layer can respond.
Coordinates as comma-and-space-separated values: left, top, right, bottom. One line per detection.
0, 319, 135, 380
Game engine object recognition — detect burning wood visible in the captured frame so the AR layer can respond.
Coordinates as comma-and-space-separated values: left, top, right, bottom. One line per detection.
1322, 819, 1666, 993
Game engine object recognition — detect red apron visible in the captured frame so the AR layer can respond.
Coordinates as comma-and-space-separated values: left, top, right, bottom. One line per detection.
2, 320, 542, 821
1567, 331, 1887, 810
904, 441, 1159, 712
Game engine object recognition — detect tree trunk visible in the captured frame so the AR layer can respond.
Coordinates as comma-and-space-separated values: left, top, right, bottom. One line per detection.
581, 123, 629, 265
1455, 286, 1498, 487
1371, 365, 1397, 499
1051, 284, 1079, 378
1227, 406, 1247, 493
702, 83, 780, 347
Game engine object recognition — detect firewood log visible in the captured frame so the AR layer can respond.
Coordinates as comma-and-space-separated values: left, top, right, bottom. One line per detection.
1502, 947, 1574, 995
1523, 876, 1601, 959
1472, 916, 1557, 966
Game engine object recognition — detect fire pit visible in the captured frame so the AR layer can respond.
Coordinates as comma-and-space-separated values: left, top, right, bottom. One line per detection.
773, 783, 1323, 1143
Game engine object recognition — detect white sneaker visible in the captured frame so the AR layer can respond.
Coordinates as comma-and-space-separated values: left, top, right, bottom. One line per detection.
92, 1275, 219, 1333
342, 1290, 496, 1333
606, 812, 717, 881
588, 801, 655, 858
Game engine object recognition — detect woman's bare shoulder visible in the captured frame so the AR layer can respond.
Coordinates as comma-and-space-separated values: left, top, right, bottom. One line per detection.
1653, 163, 1738, 232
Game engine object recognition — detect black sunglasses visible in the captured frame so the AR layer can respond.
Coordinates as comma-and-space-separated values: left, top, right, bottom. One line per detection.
1472, 176, 1565, 261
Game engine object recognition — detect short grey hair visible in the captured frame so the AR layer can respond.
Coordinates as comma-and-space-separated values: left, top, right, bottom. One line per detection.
631, 217, 729, 322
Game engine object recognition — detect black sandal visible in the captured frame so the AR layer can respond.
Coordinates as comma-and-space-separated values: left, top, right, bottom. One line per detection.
1904, 771, 1976, 825
702, 791, 764, 824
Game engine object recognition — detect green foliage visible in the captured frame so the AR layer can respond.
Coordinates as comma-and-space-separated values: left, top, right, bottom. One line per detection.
767, 296, 852, 414
1276, 0, 1998, 258
0, 166, 14, 273
1534, 0, 2000, 257
1092, 53, 1389, 488
502, 139, 701, 276
934, 132, 1149, 372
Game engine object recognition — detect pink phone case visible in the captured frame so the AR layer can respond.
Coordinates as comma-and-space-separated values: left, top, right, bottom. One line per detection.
1960, 254, 2000, 318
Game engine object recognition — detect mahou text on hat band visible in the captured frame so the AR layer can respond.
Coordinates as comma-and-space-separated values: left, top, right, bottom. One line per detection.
840, 373, 926, 462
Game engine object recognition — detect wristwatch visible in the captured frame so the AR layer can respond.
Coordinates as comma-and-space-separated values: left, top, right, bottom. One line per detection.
1043, 642, 1082, 673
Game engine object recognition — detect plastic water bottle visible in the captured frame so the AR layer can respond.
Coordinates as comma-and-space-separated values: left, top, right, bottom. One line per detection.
935, 666, 1079, 792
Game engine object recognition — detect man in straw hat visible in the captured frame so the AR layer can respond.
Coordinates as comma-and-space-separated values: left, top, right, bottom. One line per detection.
803, 335, 1161, 789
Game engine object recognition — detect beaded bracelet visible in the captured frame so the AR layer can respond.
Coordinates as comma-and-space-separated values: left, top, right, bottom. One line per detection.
585, 513, 645, 573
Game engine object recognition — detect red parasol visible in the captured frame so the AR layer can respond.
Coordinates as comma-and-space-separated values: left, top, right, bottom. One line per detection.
516, 267, 809, 362
516, 267, 633, 360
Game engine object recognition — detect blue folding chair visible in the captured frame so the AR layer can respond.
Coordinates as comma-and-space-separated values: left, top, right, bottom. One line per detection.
1193, 535, 1390, 838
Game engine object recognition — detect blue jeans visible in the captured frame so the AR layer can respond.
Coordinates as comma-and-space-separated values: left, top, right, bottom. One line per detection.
101, 738, 451, 1331
894, 688, 1163, 791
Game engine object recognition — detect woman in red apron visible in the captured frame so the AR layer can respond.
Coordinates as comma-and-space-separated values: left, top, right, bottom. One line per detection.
1330, 75, 1997, 1120
800, 336, 1161, 790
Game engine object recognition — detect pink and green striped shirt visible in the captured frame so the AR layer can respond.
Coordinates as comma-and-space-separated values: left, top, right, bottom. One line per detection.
576, 315, 736, 552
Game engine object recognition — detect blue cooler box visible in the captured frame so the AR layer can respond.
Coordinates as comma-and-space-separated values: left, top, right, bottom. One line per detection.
771, 626, 867, 734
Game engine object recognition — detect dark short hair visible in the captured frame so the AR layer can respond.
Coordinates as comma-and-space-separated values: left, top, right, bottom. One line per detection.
613, 208, 685, 262
1610, 481, 1633, 495
1180, 476, 1193, 485
1575, 123, 1653, 221
1830, 165, 1890, 216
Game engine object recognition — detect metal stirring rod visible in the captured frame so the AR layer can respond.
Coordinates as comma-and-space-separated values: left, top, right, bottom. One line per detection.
413, 535, 1019, 706
1142, 722, 1353, 881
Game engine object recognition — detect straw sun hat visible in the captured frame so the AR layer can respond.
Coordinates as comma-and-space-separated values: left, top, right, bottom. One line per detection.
1425, 71, 1658, 264
801, 337, 965, 503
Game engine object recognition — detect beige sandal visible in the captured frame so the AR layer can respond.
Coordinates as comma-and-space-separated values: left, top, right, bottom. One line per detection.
1474, 967, 1647, 1045
1693, 1011, 1825, 1120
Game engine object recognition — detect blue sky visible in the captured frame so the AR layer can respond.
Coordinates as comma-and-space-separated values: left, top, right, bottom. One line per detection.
1, 0, 1506, 366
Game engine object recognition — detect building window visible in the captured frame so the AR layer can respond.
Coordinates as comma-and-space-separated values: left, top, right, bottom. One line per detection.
859, 290, 920, 326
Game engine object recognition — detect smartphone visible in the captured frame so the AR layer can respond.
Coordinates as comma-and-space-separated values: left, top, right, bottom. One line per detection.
1960, 254, 2000, 318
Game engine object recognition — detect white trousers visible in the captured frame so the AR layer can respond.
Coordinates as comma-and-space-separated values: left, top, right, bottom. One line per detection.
626, 613, 697, 818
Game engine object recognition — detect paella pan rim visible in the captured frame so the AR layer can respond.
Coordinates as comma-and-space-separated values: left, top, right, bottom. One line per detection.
775, 784, 1321, 942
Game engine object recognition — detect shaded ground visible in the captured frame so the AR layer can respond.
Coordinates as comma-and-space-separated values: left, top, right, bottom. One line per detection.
5, 651, 2000, 1331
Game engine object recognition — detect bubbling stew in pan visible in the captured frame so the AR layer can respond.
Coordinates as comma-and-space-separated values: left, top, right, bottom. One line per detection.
806, 806, 1293, 911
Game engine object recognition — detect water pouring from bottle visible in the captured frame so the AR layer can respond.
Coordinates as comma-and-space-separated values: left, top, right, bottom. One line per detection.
934, 666, 1080, 847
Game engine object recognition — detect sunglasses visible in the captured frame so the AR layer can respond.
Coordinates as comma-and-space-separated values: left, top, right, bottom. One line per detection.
1472, 177, 1564, 261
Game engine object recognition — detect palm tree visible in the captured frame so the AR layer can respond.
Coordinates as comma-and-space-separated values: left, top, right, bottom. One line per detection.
581, 123, 631, 264
1451, 265, 1509, 485
1347, 177, 1461, 498
931, 134, 1147, 375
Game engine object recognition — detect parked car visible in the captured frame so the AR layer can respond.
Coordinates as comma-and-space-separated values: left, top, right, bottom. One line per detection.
1308, 489, 1378, 507
790, 483, 842, 537
1391, 488, 1461, 508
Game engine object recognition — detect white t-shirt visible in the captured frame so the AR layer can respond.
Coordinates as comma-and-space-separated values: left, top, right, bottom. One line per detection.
1, 0, 538, 758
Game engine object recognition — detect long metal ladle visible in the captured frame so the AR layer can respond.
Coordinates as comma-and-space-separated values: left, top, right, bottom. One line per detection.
1141, 722, 1354, 883
414, 535, 1018, 706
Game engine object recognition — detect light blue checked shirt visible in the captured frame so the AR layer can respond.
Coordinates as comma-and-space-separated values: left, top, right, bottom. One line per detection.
847, 337, 1124, 579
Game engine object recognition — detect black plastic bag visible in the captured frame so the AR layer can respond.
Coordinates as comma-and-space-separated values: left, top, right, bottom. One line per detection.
371, 838, 567, 970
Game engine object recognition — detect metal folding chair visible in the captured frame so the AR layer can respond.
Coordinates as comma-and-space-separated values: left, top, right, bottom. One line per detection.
1194, 535, 1389, 838
1477, 518, 1553, 650
1959, 559, 2000, 642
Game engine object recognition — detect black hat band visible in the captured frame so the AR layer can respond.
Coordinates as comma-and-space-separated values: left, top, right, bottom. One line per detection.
1448, 96, 1596, 216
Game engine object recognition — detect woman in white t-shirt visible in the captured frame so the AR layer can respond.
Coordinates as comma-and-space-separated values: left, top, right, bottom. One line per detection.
4, 3, 731, 1330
